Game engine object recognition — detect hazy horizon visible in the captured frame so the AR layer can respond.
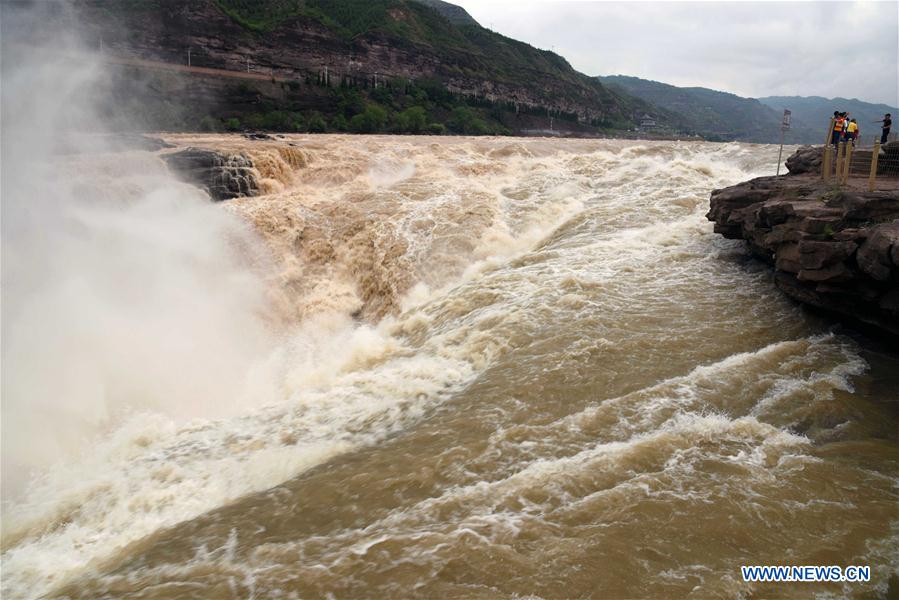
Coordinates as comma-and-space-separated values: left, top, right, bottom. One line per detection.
454, 0, 899, 106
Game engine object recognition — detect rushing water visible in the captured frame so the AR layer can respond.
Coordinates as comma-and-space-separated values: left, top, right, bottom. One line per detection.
2, 136, 898, 599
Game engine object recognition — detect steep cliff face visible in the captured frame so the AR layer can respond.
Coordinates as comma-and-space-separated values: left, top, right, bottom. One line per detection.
707, 162, 899, 337
74, 0, 639, 127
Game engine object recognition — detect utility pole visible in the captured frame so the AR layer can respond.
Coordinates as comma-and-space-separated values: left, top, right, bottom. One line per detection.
247, 56, 250, 73
187, 48, 191, 67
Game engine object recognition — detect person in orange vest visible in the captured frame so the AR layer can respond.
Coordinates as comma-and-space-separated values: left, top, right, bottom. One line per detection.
832, 111, 845, 147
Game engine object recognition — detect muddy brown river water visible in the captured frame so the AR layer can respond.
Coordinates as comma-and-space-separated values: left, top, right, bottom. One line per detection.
2, 136, 897, 598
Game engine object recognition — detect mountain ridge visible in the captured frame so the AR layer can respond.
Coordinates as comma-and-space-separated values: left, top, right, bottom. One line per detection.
598, 74, 821, 143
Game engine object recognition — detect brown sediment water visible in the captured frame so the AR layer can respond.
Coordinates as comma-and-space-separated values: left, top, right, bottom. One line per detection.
2, 135, 897, 599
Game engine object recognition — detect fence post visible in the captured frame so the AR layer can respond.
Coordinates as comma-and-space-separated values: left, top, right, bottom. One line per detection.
869, 139, 880, 192
841, 141, 853, 184
824, 117, 835, 146
822, 145, 832, 182
834, 142, 845, 184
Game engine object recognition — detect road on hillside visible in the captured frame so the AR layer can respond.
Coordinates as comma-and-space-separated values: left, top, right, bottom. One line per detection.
103, 54, 292, 83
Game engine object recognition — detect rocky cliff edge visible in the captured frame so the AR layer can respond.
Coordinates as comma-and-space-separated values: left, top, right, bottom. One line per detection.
707, 148, 899, 337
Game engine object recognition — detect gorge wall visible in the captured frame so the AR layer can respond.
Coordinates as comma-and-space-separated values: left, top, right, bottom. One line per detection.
71, 0, 642, 132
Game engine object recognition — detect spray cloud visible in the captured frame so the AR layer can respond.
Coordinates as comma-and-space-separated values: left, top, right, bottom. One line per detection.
0, 1, 276, 500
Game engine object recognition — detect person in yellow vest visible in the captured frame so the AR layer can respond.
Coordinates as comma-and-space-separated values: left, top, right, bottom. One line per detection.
832, 112, 845, 147
847, 119, 859, 145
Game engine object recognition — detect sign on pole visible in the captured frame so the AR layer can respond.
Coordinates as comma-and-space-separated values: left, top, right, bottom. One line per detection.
776, 109, 791, 175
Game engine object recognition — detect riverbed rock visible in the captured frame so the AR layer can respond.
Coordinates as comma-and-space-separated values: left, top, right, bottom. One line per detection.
162, 147, 258, 201
707, 162, 899, 337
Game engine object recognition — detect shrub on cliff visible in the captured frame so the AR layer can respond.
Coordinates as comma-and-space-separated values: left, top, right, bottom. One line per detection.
335, 89, 366, 119
330, 114, 348, 132
349, 105, 388, 133
290, 115, 307, 133
308, 112, 328, 133
199, 116, 221, 132
448, 106, 489, 135
393, 106, 428, 134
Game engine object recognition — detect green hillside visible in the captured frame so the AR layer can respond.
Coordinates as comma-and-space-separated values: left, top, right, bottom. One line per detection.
600, 75, 820, 144
759, 96, 897, 145
75, 0, 660, 135
211, 0, 639, 123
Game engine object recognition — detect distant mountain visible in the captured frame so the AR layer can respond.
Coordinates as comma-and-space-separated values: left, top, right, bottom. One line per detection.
599, 75, 820, 144
758, 96, 897, 145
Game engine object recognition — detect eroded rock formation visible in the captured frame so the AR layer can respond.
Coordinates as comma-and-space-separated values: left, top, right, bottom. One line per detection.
707, 167, 899, 337
784, 145, 823, 175
162, 147, 257, 201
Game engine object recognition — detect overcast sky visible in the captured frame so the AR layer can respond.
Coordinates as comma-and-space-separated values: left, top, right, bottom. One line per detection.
452, 1, 899, 106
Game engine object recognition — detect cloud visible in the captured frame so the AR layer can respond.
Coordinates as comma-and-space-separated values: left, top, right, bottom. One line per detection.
452, 0, 898, 105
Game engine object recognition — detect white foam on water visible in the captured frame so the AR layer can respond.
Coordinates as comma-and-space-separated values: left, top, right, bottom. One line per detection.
0, 315, 477, 597
0, 129, 835, 599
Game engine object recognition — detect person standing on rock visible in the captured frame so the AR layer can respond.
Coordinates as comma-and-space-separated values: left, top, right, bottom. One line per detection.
875, 113, 891, 144
832, 112, 845, 146
847, 119, 859, 145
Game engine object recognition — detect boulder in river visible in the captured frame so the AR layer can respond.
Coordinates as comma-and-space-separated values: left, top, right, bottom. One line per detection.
243, 132, 276, 141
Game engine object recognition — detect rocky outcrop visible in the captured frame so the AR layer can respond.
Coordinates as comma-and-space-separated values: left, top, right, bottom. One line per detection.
162, 147, 257, 201
785, 145, 823, 175
707, 173, 899, 337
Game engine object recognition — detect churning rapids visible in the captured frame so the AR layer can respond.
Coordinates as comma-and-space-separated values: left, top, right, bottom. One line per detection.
2, 136, 898, 599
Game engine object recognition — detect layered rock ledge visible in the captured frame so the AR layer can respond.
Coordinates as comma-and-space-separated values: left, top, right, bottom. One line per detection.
707, 165, 899, 337
162, 147, 258, 201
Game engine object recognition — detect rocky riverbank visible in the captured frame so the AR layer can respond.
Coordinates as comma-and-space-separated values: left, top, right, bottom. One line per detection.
707, 147, 899, 338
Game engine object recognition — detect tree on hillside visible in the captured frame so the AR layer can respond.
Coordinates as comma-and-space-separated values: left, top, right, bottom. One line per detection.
349, 104, 388, 133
